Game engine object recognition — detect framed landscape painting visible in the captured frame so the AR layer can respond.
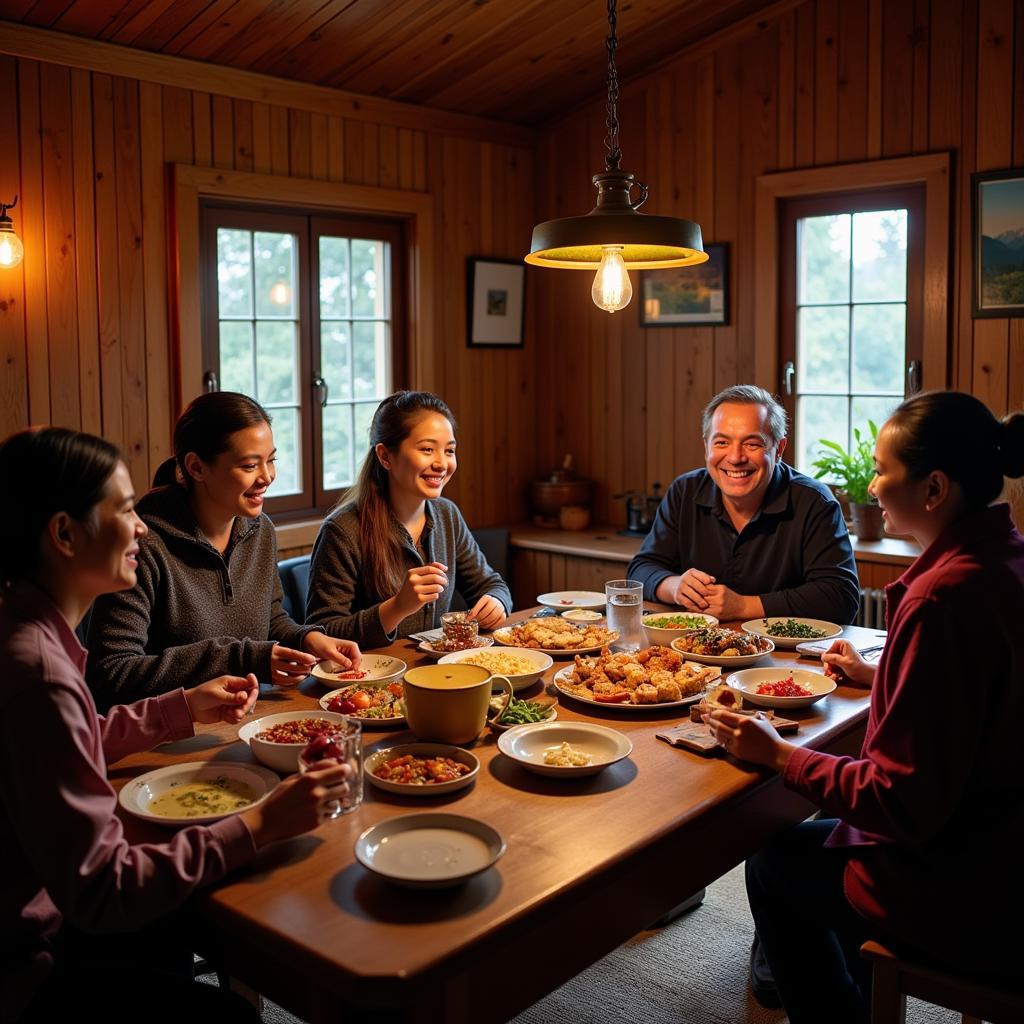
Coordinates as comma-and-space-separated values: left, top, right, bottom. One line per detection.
466, 258, 526, 346
973, 169, 1024, 318
639, 243, 729, 326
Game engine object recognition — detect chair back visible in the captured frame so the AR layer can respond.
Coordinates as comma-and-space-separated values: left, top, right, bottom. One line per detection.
278, 555, 312, 623
448, 527, 510, 612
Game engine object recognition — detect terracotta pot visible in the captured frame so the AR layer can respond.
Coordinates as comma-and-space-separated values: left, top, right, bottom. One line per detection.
851, 502, 884, 541
531, 478, 592, 518
559, 505, 590, 531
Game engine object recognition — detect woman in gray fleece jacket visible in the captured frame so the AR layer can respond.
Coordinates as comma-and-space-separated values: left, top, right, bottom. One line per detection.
87, 393, 360, 708
306, 391, 512, 647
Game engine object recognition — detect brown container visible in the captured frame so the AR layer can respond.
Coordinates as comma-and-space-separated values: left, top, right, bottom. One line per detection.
531, 478, 592, 518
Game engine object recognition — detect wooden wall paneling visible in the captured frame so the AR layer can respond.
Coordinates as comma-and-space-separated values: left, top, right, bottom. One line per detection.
776, 9, 796, 170
310, 113, 328, 181
866, 0, 883, 157
713, 43, 739, 391
975, 0, 1014, 170
794, 1, 816, 167
813, 0, 838, 164
192, 91, 212, 166
40, 62, 81, 429
973, 320, 1010, 414
379, 124, 399, 188
0, 57, 28, 437
134, 1, 224, 52
911, 0, 930, 153
269, 103, 289, 176
1009, 321, 1024, 411
344, 120, 364, 184
104, 0, 178, 44
326, 115, 345, 182
955, 0, 979, 393
113, 75, 149, 486
288, 109, 312, 178
531, 132, 555, 484
928, 0, 963, 153
161, 85, 193, 164
413, 132, 427, 192
17, 59, 49, 425
397, 129, 414, 190
362, 123, 380, 187
139, 80, 172, 475
836, 0, 869, 162
1016, 0, 1024, 167
212, 94, 233, 169
881, 0, 914, 156
233, 99, 254, 173
251, 101, 271, 174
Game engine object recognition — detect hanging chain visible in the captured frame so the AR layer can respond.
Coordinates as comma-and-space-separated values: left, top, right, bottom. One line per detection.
603, 0, 621, 171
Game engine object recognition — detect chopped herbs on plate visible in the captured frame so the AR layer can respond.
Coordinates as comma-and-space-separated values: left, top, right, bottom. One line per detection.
762, 618, 828, 639
644, 614, 710, 629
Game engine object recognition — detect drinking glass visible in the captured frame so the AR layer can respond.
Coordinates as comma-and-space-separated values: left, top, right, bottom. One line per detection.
605, 579, 645, 653
298, 718, 363, 819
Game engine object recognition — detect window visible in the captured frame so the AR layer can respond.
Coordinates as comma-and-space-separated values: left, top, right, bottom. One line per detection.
779, 188, 924, 473
201, 205, 406, 517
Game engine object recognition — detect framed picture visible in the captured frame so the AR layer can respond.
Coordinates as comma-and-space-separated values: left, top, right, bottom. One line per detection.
639, 242, 730, 326
466, 258, 526, 346
973, 168, 1024, 318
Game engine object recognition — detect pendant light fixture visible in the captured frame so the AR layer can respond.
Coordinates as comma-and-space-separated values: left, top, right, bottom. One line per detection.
525, 0, 708, 312
0, 196, 24, 270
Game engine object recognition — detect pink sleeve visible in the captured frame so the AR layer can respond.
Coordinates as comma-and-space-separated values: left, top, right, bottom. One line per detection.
99, 689, 195, 764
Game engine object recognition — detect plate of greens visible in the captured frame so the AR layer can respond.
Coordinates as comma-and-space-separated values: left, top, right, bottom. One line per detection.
740, 617, 843, 650
487, 694, 558, 733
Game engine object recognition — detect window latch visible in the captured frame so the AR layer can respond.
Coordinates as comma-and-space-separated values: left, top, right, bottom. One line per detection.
907, 360, 922, 394
203, 370, 219, 393
313, 375, 329, 407
782, 360, 795, 397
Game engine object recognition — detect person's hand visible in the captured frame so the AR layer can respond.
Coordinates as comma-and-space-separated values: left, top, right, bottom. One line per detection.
469, 594, 506, 630
303, 632, 361, 671
184, 673, 259, 724
704, 708, 795, 770
240, 763, 352, 847
270, 644, 318, 685
656, 568, 715, 608
822, 639, 876, 688
394, 562, 449, 617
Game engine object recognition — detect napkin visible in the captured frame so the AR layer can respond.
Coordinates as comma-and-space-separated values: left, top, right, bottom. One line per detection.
408, 627, 444, 643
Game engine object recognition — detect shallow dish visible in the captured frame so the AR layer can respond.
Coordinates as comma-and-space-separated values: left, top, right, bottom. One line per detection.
740, 617, 843, 650
488, 698, 558, 733
492, 625, 619, 658
438, 646, 552, 692
364, 743, 479, 796
119, 761, 279, 827
497, 721, 633, 777
418, 636, 495, 660
239, 710, 351, 773
551, 664, 719, 713
354, 812, 505, 889
537, 590, 606, 610
318, 684, 406, 728
311, 654, 406, 687
727, 667, 837, 709
561, 608, 604, 623
670, 634, 775, 668
641, 612, 720, 646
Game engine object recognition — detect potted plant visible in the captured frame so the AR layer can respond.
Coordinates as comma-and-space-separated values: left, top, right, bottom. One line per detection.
811, 421, 884, 541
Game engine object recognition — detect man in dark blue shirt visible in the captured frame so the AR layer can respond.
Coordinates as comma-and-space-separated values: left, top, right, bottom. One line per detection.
628, 385, 860, 624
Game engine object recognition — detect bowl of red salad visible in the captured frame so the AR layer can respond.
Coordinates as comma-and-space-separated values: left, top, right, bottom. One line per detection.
725, 668, 837, 709
363, 743, 479, 796
239, 710, 352, 772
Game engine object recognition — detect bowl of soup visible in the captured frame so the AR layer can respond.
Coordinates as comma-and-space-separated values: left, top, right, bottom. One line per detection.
403, 664, 512, 744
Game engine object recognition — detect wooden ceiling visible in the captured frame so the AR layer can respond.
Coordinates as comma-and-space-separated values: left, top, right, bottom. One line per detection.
3, 0, 778, 124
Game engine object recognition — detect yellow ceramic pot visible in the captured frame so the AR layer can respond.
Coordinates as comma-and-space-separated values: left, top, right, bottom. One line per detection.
403, 664, 512, 744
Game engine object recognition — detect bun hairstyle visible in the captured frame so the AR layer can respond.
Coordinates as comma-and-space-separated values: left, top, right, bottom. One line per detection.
153, 391, 271, 489
886, 391, 1024, 510
0, 427, 121, 585
346, 390, 457, 598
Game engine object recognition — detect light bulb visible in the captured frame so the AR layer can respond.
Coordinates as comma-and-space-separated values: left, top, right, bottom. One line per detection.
591, 245, 632, 312
0, 229, 24, 269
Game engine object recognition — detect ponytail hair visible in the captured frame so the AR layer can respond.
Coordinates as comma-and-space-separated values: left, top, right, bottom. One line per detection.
344, 391, 456, 597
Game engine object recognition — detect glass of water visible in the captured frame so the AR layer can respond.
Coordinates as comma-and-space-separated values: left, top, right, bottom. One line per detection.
605, 579, 645, 652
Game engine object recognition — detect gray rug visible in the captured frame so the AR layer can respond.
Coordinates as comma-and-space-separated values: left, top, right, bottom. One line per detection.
210, 864, 960, 1023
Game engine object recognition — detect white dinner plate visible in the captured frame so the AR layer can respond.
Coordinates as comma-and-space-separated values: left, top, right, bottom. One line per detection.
354, 813, 505, 888
740, 617, 843, 650
311, 653, 406, 686
537, 591, 606, 610
418, 636, 495, 659
497, 721, 633, 777
363, 743, 479, 796
492, 625, 619, 658
119, 761, 279, 827
669, 634, 775, 667
727, 667, 837, 709
551, 664, 720, 712
318, 684, 406, 728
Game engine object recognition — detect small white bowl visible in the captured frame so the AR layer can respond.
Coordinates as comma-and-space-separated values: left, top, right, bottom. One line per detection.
727, 668, 837, 709
497, 721, 632, 777
364, 743, 479, 796
238, 710, 351, 773
311, 653, 406, 686
641, 612, 719, 646
437, 645, 552, 692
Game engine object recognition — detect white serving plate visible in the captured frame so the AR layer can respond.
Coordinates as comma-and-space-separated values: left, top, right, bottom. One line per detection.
119, 761, 278, 827
497, 721, 633, 777
363, 743, 479, 796
537, 590, 606, 610
561, 608, 604, 622
438, 645, 552, 692
318, 684, 406, 728
311, 653, 406, 686
727, 667, 837, 709
551, 664, 719, 713
492, 625, 619, 658
670, 634, 775, 668
354, 812, 505, 889
239, 710, 351, 773
740, 617, 843, 650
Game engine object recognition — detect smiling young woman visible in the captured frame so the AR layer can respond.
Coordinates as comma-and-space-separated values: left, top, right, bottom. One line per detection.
86, 392, 360, 709
306, 390, 512, 646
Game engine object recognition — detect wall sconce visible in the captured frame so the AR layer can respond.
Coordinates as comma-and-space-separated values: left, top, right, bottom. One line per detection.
0, 196, 24, 270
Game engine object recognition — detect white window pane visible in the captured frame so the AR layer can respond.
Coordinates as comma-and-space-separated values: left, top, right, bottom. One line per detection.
798, 396, 849, 477
322, 404, 354, 491
798, 215, 850, 305
353, 402, 380, 454
219, 321, 254, 394
269, 407, 301, 495
319, 237, 350, 319
254, 232, 296, 318
851, 304, 905, 393
352, 321, 389, 399
255, 321, 298, 405
852, 209, 907, 303
351, 239, 387, 317
850, 396, 898, 452
322, 322, 352, 401
217, 229, 252, 318
797, 306, 849, 394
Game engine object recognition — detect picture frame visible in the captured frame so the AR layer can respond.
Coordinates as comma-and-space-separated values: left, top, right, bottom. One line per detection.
972, 168, 1024, 319
639, 242, 730, 327
466, 258, 526, 347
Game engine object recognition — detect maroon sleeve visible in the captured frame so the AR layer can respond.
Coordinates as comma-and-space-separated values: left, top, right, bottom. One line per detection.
98, 689, 195, 765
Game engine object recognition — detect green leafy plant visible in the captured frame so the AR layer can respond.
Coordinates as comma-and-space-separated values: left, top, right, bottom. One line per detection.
811, 421, 879, 505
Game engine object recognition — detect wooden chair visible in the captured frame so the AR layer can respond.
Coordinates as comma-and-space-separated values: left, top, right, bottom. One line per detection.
861, 940, 1024, 1024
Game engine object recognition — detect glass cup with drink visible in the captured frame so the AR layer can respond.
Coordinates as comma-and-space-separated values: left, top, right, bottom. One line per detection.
298, 718, 363, 820
605, 579, 645, 653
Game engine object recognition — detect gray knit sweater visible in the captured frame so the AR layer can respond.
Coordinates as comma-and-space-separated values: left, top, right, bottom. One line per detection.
86, 485, 320, 707
305, 498, 512, 648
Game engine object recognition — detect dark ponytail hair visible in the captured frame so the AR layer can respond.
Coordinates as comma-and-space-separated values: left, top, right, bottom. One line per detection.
0, 427, 121, 585
886, 391, 1024, 510
345, 391, 457, 597
156, 392, 271, 489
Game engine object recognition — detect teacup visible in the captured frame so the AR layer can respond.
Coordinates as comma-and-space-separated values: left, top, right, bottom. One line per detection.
403, 664, 513, 745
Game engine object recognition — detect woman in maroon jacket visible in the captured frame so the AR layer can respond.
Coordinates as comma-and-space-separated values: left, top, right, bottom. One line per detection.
707, 391, 1024, 1024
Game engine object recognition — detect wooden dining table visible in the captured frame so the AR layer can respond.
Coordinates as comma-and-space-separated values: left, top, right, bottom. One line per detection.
109, 612, 882, 1024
